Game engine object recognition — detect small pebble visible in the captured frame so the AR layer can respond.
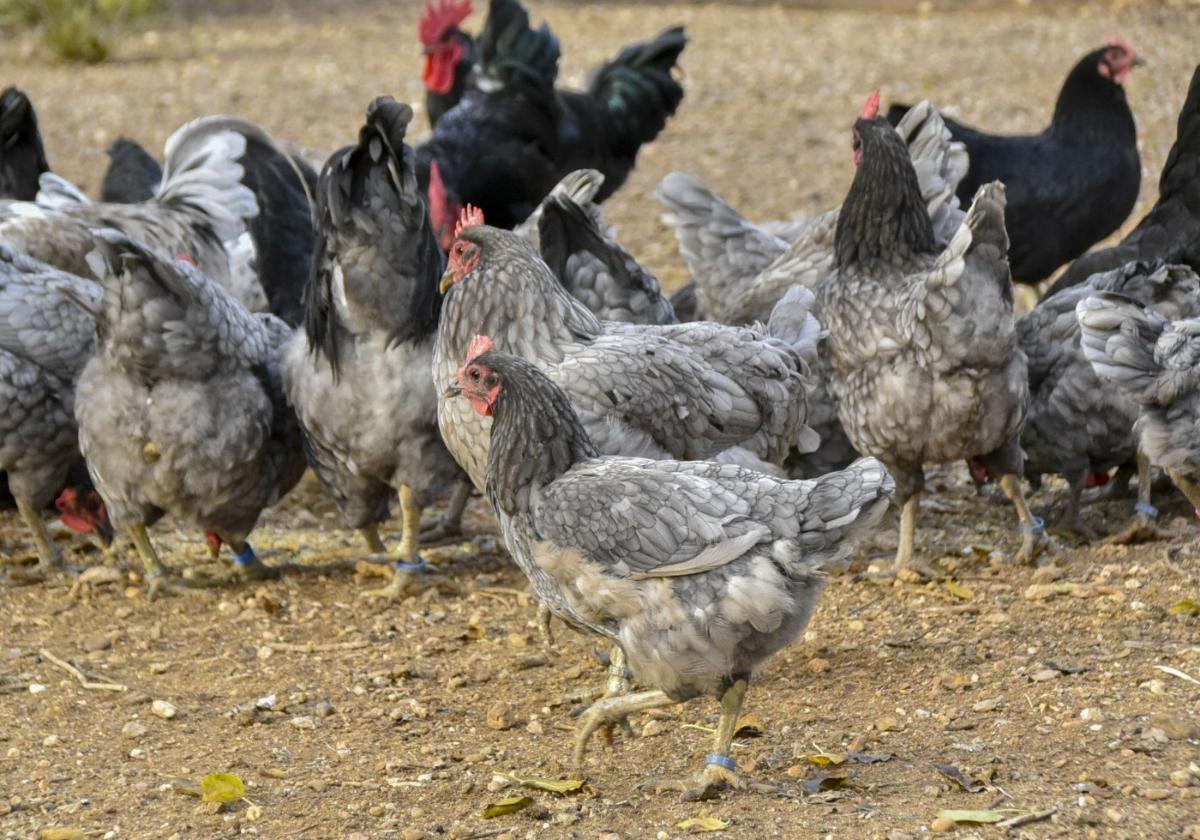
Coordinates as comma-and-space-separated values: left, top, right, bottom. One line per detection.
84, 635, 113, 652
289, 716, 315, 730
1080, 707, 1103, 722
641, 719, 665, 737
29, 684, 46, 694
807, 657, 830, 674
1142, 788, 1173, 801
1031, 668, 1060, 682
401, 830, 423, 840
121, 722, 146, 739
485, 702, 517, 731
368, 805, 385, 817
930, 817, 956, 833
874, 716, 903, 733
1171, 770, 1194, 788
129, 748, 146, 760
314, 700, 335, 717
972, 698, 1002, 713
42, 734, 59, 747
151, 700, 177, 720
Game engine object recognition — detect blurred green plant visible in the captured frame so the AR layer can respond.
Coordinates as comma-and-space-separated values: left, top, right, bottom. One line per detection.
0, 0, 164, 63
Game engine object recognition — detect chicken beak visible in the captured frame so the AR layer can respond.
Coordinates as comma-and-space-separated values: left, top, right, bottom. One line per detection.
442, 380, 463, 400
1132, 55, 1146, 67
439, 271, 455, 295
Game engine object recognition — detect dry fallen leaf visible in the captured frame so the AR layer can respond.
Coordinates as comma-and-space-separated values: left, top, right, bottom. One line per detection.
482, 795, 533, 818
39, 830, 86, 840
944, 580, 973, 600
1168, 599, 1200, 616
733, 713, 764, 738
937, 809, 1008, 824
676, 816, 729, 832
201, 773, 246, 803
500, 773, 584, 794
932, 763, 986, 793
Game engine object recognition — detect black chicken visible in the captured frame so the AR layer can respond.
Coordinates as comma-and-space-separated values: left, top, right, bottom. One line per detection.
887, 36, 1143, 285
0, 87, 50, 201
417, 0, 686, 247
1045, 63, 1200, 298
99, 137, 164, 204
419, 0, 476, 129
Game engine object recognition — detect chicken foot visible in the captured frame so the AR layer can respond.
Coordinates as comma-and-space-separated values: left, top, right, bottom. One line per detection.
999, 474, 1049, 565
572, 688, 673, 772
6, 498, 66, 584
1167, 467, 1200, 517
888, 495, 937, 580
361, 485, 460, 601
225, 539, 282, 582
1107, 454, 1167, 545
639, 678, 772, 801
419, 479, 471, 543
1053, 477, 1101, 542
129, 523, 179, 600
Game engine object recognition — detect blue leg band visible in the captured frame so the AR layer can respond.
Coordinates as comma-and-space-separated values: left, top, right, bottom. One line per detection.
232, 544, 257, 567
1021, 515, 1045, 537
1134, 502, 1158, 519
706, 753, 736, 772
393, 559, 428, 573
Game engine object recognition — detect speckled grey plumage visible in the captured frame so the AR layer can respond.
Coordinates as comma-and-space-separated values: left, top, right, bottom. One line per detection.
74, 232, 304, 544
534, 170, 676, 325
0, 245, 98, 511
0, 116, 261, 311
282, 97, 466, 530
434, 226, 816, 491
818, 115, 1027, 504
1077, 270, 1200, 478
470, 350, 893, 701
1021, 263, 1200, 492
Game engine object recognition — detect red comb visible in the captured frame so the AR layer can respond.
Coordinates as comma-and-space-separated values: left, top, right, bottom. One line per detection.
455, 204, 484, 238
466, 334, 494, 362
419, 0, 472, 46
861, 90, 880, 120
175, 252, 194, 265
1105, 32, 1135, 56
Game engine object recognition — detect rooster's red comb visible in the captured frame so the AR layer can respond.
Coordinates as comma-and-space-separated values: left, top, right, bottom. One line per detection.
455, 204, 484, 238
466, 334, 494, 363
1105, 32, 1136, 56
419, 0, 472, 47
861, 90, 881, 120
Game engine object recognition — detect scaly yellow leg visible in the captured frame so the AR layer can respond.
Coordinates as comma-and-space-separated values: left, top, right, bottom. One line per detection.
999, 473, 1047, 564
129, 523, 174, 599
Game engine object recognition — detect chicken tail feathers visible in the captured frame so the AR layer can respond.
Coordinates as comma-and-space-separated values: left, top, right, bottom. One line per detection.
893, 100, 969, 247
0, 86, 50, 201
35, 173, 93, 208
1157, 64, 1200, 207
156, 116, 260, 244
477, 0, 560, 96
883, 102, 912, 127
1077, 284, 1200, 407
587, 25, 687, 155
100, 137, 164, 203
765, 285, 821, 367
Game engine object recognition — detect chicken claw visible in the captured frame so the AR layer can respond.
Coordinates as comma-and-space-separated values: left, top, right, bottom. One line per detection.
1000, 474, 1050, 565
536, 602, 555, 648
5, 498, 65, 584
129, 523, 180, 599
360, 486, 463, 601
228, 542, 282, 582
572, 689, 673, 772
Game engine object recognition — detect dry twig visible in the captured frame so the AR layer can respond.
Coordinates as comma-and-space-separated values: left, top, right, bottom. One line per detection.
39, 648, 127, 692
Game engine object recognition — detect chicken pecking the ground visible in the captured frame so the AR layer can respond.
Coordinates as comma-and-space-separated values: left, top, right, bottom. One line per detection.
1018, 262, 1200, 542
433, 210, 819, 493
444, 343, 893, 798
887, 36, 1143, 286
93, 122, 318, 327
417, 0, 686, 245
1077, 272, 1200, 522
73, 232, 305, 597
817, 92, 1042, 577
418, 0, 476, 129
1045, 63, 1200, 299
0, 246, 112, 582
534, 169, 677, 325
282, 97, 471, 602
656, 99, 968, 327
0, 87, 50, 201
0, 116, 262, 313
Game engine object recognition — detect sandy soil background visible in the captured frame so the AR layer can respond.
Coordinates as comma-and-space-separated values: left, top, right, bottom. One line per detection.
2, 1, 1200, 838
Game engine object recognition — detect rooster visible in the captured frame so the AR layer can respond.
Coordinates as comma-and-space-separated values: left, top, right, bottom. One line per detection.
1018, 263, 1200, 541
0, 87, 49, 201
817, 92, 1042, 576
419, 0, 476, 129
434, 210, 819, 493
887, 37, 1143, 285
1046, 63, 1200, 298
0, 246, 112, 582
72, 232, 305, 597
1077, 273, 1200, 522
444, 342, 893, 797
282, 97, 471, 602
418, 0, 686, 247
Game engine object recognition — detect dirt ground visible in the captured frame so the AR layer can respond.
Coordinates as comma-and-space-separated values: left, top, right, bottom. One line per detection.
3, 1, 1200, 838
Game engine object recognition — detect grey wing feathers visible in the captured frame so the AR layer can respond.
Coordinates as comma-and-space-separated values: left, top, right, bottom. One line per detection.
515, 168, 606, 249
0, 245, 98, 381
893, 100, 968, 247
532, 455, 893, 579
90, 230, 270, 381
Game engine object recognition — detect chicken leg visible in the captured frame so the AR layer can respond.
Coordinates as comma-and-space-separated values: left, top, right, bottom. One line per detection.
361, 485, 459, 601
1167, 467, 1200, 514
226, 539, 281, 582
572, 688, 673, 772
129, 523, 176, 600
6, 497, 64, 584
1107, 453, 1167, 544
998, 474, 1049, 564
420, 479, 471, 543
639, 678, 761, 801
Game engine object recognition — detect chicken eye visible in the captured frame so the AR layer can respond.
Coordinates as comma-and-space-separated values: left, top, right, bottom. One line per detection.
469, 369, 480, 381
484, 374, 498, 388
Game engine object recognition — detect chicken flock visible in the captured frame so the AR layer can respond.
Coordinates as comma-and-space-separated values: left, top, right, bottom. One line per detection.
2, 0, 1198, 798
